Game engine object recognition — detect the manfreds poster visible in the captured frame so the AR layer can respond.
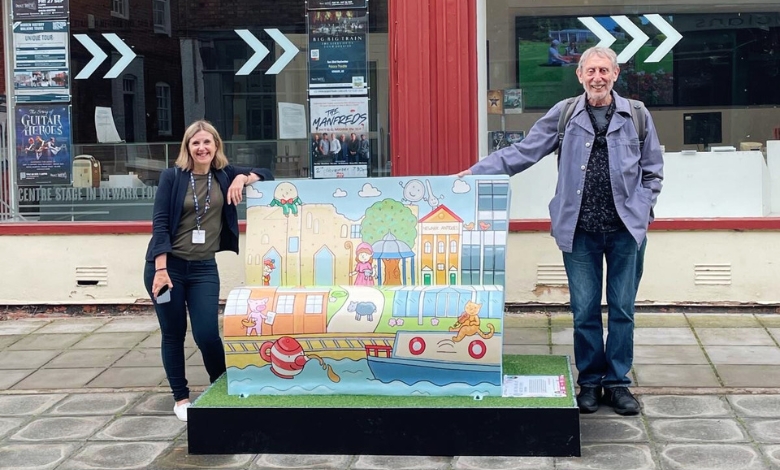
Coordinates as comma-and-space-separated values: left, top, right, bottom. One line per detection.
308, 9, 368, 95
13, 0, 69, 20
16, 104, 72, 184
310, 97, 368, 135
310, 97, 369, 179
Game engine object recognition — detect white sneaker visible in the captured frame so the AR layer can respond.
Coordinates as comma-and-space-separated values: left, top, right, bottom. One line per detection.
173, 402, 191, 422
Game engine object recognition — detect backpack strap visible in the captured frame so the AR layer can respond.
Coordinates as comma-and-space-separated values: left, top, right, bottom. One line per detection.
556, 95, 580, 166
557, 97, 578, 153
627, 99, 646, 151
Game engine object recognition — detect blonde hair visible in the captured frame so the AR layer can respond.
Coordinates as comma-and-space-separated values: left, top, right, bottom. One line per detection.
175, 120, 229, 171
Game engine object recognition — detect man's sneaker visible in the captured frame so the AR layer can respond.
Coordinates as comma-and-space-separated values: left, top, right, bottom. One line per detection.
603, 387, 640, 416
576, 385, 602, 414
173, 402, 191, 422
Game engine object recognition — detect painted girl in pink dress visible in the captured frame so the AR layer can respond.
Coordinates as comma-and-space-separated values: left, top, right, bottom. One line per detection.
350, 242, 375, 286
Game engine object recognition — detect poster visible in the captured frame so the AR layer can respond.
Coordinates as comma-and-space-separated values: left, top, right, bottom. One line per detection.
308, 0, 366, 9
488, 131, 525, 152
13, 21, 70, 103
94, 107, 122, 143
487, 90, 503, 114
310, 97, 369, 135
503, 88, 523, 114
308, 9, 368, 96
13, 0, 68, 20
278, 103, 307, 139
16, 104, 72, 185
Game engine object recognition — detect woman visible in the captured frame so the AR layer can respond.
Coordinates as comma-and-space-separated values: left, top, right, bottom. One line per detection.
350, 242, 375, 286
144, 120, 273, 422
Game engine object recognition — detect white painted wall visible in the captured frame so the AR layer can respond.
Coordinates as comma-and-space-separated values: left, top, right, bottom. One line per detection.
2, 229, 779, 305
509, 147, 777, 219
3, 142, 779, 306
504, 231, 780, 305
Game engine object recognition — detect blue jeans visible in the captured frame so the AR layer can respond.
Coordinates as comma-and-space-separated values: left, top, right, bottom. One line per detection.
562, 228, 646, 388
143, 256, 226, 402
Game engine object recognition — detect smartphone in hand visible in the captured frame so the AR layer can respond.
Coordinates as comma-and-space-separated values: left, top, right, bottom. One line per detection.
156, 285, 171, 304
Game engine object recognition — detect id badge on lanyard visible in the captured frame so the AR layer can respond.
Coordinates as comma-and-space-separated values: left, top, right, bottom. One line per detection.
191, 172, 212, 244
192, 230, 206, 244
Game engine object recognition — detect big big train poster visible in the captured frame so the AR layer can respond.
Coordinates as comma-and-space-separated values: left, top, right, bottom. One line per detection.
308, 9, 368, 95
16, 104, 71, 184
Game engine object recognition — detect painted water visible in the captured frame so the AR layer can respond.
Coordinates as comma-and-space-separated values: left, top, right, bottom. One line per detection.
227, 357, 502, 397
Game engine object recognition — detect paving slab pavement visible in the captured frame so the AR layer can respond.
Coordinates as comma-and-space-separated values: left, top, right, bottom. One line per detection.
1, 311, 780, 469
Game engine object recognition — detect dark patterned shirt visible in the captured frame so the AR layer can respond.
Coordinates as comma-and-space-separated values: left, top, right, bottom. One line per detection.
577, 102, 625, 232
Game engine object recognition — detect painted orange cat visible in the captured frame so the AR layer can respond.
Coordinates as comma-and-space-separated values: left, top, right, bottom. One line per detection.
449, 300, 495, 343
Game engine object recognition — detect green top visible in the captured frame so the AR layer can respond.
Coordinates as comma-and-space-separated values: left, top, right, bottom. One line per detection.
172, 173, 224, 260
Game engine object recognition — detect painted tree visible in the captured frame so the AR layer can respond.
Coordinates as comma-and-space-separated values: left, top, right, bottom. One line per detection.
361, 199, 418, 285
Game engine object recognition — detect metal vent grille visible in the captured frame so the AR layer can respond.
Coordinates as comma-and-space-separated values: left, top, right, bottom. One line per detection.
76, 266, 108, 287
694, 264, 732, 286
537, 264, 568, 286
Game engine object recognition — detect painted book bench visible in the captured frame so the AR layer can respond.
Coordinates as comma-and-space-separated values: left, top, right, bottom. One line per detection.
188, 175, 580, 457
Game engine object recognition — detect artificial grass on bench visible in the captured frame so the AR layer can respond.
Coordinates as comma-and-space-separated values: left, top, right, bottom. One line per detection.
193, 355, 575, 409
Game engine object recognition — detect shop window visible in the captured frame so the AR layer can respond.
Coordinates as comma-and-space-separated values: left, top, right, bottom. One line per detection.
111, 0, 129, 19
153, 0, 171, 36
155, 83, 172, 136
513, 12, 780, 109
2, 0, 390, 226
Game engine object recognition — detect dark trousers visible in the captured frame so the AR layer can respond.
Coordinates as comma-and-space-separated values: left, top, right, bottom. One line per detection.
143, 256, 226, 402
562, 228, 646, 388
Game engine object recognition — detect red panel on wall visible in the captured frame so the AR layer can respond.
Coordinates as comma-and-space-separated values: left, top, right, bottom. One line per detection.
389, 0, 477, 176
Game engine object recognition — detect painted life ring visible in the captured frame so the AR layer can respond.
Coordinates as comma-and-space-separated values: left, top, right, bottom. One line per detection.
468, 339, 487, 359
408, 336, 426, 355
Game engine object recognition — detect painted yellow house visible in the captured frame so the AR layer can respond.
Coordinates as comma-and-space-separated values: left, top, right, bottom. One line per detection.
418, 205, 463, 285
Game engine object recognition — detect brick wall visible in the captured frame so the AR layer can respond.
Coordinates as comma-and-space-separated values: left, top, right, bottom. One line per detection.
70, 0, 183, 143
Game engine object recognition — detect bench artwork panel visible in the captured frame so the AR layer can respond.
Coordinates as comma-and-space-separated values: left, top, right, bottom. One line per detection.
223, 175, 510, 397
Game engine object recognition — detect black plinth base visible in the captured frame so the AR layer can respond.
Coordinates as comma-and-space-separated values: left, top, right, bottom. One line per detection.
188, 405, 580, 457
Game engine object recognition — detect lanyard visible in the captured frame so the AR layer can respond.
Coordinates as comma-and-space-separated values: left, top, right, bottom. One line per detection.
189, 172, 212, 231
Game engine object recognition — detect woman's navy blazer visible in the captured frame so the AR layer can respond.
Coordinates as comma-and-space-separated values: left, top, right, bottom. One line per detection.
145, 165, 273, 262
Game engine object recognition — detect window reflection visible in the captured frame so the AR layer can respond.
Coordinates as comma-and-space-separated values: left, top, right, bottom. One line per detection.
4, 0, 389, 222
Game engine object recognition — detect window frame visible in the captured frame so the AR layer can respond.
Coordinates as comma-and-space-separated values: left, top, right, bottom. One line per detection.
153, 0, 172, 36
155, 82, 172, 136
111, 0, 129, 19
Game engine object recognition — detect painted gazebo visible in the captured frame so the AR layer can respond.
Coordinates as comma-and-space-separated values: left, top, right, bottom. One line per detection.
371, 232, 416, 285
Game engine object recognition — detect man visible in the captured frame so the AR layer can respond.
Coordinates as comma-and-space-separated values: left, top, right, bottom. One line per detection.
319, 133, 330, 162
548, 39, 569, 66
339, 134, 350, 162
348, 133, 360, 163
311, 134, 321, 162
330, 133, 342, 163
359, 134, 370, 163
458, 47, 663, 416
